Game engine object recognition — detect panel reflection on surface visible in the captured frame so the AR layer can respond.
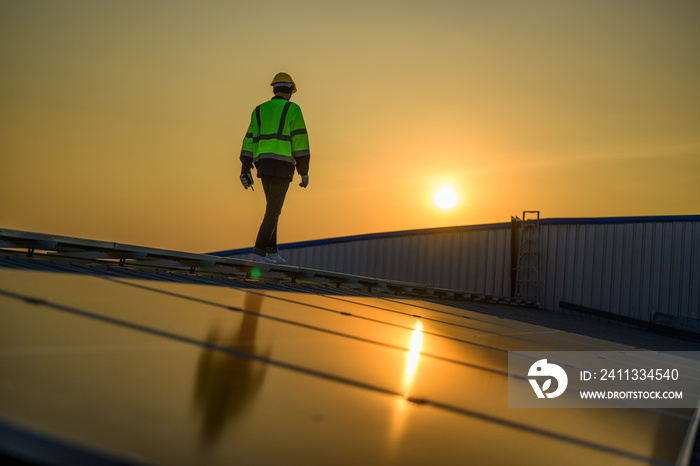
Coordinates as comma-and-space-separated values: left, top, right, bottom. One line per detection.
0, 269, 694, 465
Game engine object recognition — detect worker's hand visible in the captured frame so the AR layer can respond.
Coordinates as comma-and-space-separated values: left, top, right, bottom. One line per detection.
299, 175, 309, 188
240, 173, 254, 189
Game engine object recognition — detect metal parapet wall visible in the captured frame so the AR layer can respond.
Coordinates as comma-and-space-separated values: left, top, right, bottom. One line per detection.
217, 215, 700, 321
218, 223, 515, 301
539, 216, 700, 323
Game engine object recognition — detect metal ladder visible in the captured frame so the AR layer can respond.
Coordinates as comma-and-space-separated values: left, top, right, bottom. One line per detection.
514, 211, 540, 306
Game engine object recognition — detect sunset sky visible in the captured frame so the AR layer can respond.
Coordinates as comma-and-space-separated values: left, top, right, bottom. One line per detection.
1, 0, 699, 253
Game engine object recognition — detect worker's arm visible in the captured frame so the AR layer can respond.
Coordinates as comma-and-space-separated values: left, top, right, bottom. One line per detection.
289, 104, 310, 177
240, 106, 260, 174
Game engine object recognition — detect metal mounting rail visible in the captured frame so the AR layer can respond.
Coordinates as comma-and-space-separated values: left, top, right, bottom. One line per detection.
0, 228, 517, 304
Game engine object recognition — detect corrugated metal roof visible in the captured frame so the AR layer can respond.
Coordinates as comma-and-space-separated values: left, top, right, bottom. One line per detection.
2, 229, 700, 465
214, 216, 700, 322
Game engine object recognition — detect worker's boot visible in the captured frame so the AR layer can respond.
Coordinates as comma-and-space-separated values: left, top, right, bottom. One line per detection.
267, 253, 286, 264
252, 253, 276, 264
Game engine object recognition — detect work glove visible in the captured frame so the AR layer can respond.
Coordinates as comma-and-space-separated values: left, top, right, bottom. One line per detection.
240, 173, 254, 189
299, 175, 309, 188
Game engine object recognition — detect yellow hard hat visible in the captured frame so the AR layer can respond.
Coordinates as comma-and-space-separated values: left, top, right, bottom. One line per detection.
270, 72, 297, 93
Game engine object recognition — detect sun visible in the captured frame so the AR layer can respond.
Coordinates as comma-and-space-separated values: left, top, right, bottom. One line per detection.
433, 186, 458, 210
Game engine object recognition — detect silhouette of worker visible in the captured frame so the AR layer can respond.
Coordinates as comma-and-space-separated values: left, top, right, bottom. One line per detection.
239, 72, 310, 264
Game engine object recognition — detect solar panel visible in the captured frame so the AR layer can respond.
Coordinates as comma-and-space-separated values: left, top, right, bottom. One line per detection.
0, 268, 697, 465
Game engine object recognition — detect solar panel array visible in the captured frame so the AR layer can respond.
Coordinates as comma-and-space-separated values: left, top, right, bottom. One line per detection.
1, 266, 697, 465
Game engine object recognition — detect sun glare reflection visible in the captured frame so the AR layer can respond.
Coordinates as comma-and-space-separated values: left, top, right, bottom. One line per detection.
402, 321, 423, 397
388, 320, 424, 460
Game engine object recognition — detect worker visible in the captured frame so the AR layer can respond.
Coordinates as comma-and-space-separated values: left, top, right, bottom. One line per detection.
239, 72, 310, 264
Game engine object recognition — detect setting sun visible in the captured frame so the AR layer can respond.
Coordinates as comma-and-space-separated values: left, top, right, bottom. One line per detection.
433, 187, 458, 210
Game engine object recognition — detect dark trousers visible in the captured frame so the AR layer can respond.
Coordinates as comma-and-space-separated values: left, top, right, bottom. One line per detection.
253, 175, 290, 256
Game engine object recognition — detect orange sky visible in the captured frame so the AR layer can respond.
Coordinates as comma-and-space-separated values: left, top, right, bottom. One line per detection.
1, 0, 699, 253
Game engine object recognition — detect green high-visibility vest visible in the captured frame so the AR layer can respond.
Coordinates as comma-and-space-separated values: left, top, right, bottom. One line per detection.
240, 97, 309, 164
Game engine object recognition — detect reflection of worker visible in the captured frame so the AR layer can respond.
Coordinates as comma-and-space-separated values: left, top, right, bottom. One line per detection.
240, 72, 310, 264
193, 292, 269, 445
